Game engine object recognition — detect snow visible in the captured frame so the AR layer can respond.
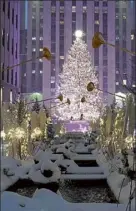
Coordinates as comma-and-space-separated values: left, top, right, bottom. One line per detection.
34, 150, 63, 162
1, 189, 129, 211
72, 154, 96, 160
61, 174, 106, 180
94, 149, 135, 204
1, 156, 61, 191
55, 159, 104, 174
1, 156, 22, 192
28, 160, 61, 184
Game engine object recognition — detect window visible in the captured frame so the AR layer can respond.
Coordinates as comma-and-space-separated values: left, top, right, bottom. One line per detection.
3, 2, 5, 12
60, 56, 64, 60
116, 82, 119, 85
95, 20, 99, 25
131, 34, 134, 40
72, 6, 76, 12
15, 72, 17, 86
103, 1, 107, 7
11, 69, 14, 84
16, 43, 17, 59
8, 2, 10, 18
123, 15, 126, 19
32, 48, 36, 52
12, 9, 14, 24
7, 69, 9, 83
2, 29, 5, 46
94, 1, 99, 7
103, 60, 107, 66
32, 70, 35, 74
51, 43, 56, 53
103, 71, 108, 77
103, 45, 107, 56
7, 33, 9, 51
94, 13, 99, 21
83, 13, 87, 42
51, 0, 56, 6
40, 70, 43, 74
83, 0, 87, 6
16, 15, 18, 29
2, 64, 4, 80
72, 0, 76, 6
12, 38, 14, 54
40, 37, 43, 40
24, 73, 26, 77
51, 82, 55, 89
94, 49, 99, 66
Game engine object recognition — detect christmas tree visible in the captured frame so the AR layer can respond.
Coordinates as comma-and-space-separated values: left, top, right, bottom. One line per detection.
55, 37, 103, 121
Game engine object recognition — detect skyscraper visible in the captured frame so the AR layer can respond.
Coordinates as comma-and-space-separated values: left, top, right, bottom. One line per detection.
1, 1, 20, 102
20, 1, 43, 96
115, 1, 136, 94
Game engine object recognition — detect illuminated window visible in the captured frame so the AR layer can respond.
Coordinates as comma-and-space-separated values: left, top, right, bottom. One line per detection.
40, 70, 43, 74
32, 48, 36, 52
123, 15, 126, 19
116, 82, 119, 85
40, 37, 43, 40
39, 48, 43, 51
132, 84, 136, 87
95, 20, 99, 25
60, 56, 64, 59
60, 21, 64, 24
24, 73, 26, 77
72, 6, 76, 12
123, 80, 127, 85
32, 37, 36, 40
131, 34, 134, 40
39, 59, 43, 62
32, 70, 35, 74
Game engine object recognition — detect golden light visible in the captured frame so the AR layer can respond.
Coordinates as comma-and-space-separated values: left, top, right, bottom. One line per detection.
92, 32, 105, 49
1, 131, 6, 140
31, 127, 42, 139
15, 127, 25, 139
81, 96, 86, 103
42, 47, 52, 60
87, 82, 95, 92
7, 129, 15, 139
57, 94, 63, 102
66, 98, 71, 105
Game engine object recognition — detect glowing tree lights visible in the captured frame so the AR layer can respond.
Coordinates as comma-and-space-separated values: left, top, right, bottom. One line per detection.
55, 36, 103, 121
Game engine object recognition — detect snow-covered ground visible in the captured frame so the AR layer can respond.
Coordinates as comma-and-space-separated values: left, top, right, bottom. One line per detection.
1, 189, 131, 211
1, 156, 61, 192
93, 149, 135, 206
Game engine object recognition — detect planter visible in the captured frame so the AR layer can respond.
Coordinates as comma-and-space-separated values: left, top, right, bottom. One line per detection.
7, 179, 59, 193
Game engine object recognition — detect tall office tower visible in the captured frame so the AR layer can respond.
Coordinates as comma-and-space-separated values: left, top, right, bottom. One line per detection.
20, 1, 43, 96
43, 0, 116, 108
1, 1, 20, 102
115, 1, 136, 94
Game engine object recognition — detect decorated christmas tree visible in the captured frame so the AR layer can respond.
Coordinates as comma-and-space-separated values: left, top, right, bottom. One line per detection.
55, 37, 103, 121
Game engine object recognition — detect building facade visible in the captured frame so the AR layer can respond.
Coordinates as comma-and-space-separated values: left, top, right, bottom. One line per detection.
1, 0, 20, 102
20, 1, 43, 95
115, 1, 136, 94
